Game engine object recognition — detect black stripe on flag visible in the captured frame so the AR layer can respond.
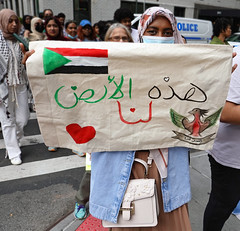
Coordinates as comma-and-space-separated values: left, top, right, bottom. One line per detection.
48, 66, 108, 74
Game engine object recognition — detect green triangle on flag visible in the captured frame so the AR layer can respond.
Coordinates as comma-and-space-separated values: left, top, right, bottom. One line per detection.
43, 48, 71, 74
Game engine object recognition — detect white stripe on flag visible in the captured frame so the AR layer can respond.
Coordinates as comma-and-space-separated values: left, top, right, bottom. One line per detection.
64, 56, 108, 67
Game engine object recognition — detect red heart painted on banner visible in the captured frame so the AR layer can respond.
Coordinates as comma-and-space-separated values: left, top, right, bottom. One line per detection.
66, 123, 96, 144
130, 108, 135, 112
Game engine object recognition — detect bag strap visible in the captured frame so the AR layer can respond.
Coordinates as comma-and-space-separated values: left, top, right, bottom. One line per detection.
134, 158, 148, 176
134, 152, 154, 178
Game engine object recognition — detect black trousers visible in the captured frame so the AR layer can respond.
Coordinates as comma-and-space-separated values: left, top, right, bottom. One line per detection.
203, 155, 240, 231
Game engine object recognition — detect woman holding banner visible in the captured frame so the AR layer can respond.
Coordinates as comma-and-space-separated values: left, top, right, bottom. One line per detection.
89, 7, 192, 231
0, 9, 30, 165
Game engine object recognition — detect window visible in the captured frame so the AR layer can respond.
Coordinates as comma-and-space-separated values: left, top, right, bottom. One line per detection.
121, 1, 158, 14
174, 6, 185, 17
8, 0, 12, 8
15, 0, 19, 16
33, 0, 39, 17
74, 0, 91, 24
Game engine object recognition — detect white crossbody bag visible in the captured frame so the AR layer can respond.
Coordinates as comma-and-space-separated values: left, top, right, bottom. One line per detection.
102, 157, 159, 227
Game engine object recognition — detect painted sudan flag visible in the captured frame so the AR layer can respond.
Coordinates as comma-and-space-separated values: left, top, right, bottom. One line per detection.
43, 47, 108, 75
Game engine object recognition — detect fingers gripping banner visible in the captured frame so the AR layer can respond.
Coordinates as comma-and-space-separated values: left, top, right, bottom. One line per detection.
27, 41, 232, 152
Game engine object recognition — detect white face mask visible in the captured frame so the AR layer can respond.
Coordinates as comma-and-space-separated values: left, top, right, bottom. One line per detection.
142, 36, 175, 44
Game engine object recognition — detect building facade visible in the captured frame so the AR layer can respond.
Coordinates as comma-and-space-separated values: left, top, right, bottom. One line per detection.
1, 0, 240, 26
0, 0, 120, 23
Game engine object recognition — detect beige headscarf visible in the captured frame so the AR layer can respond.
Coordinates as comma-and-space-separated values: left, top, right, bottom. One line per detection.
28, 17, 44, 41
0, 9, 20, 40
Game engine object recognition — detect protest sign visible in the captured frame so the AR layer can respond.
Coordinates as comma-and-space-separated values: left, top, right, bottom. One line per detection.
27, 41, 232, 152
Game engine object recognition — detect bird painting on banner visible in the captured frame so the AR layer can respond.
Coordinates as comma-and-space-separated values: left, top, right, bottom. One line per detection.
170, 107, 222, 145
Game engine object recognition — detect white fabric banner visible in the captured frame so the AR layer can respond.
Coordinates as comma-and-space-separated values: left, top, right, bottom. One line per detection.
27, 41, 232, 152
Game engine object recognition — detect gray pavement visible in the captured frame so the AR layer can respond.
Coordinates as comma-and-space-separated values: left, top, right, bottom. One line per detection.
48, 212, 84, 231
50, 150, 240, 231
189, 150, 240, 231
0, 112, 86, 231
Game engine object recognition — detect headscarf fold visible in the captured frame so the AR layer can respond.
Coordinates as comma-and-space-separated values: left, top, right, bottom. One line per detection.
138, 7, 183, 44
0, 9, 21, 40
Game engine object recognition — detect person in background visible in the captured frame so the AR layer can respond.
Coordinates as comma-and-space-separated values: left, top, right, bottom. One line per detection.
203, 45, 240, 231
21, 17, 83, 156
38, 12, 44, 20
43, 9, 53, 22
64, 20, 80, 41
45, 17, 85, 156
113, 7, 139, 42
204, 18, 237, 229
89, 7, 192, 231
22, 15, 32, 38
72, 19, 96, 156
44, 17, 83, 156
97, 20, 115, 41
104, 23, 133, 42
28, 17, 44, 42
77, 19, 96, 41
44, 16, 67, 41
211, 18, 232, 45
93, 22, 101, 41
65, 19, 85, 156
0, 9, 30, 165
25, 17, 44, 112
56, 12, 65, 28
56, 12, 66, 36
44, 16, 67, 152
74, 24, 133, 220
74, 166, 90, 219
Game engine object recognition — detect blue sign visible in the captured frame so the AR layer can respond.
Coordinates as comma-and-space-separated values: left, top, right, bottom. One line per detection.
177, 23, 198, 32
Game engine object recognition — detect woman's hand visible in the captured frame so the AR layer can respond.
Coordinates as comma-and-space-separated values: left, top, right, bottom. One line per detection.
20, 43, 35, 65
232, 52, 237, 73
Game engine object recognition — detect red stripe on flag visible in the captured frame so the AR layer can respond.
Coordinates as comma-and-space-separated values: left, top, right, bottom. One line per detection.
46, 47, 108, 58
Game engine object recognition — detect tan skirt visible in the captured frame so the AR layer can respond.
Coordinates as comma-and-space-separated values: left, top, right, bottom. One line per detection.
111, 151, 192, 231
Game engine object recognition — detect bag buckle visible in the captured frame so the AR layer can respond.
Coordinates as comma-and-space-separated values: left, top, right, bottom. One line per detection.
120, 202, 135, 215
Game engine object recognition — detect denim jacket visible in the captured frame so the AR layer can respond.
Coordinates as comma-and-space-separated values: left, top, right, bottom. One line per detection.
89, 147, 191, 223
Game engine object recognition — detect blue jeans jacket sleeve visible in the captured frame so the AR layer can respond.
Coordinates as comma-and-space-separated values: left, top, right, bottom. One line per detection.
90, 151, 135, 223
90, 147, 191, 223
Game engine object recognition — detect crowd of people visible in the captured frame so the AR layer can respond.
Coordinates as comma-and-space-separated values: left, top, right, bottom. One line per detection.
0, 5, 240, 231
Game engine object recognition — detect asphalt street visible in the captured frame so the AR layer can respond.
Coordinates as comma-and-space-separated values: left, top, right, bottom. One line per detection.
0, 112, 85, 231
0, 112, 240, 231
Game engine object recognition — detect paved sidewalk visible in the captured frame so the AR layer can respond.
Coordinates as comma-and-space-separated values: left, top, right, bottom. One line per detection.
49, 150, 240, 231
48, 210, 84, 231
189, 150, 240, 231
